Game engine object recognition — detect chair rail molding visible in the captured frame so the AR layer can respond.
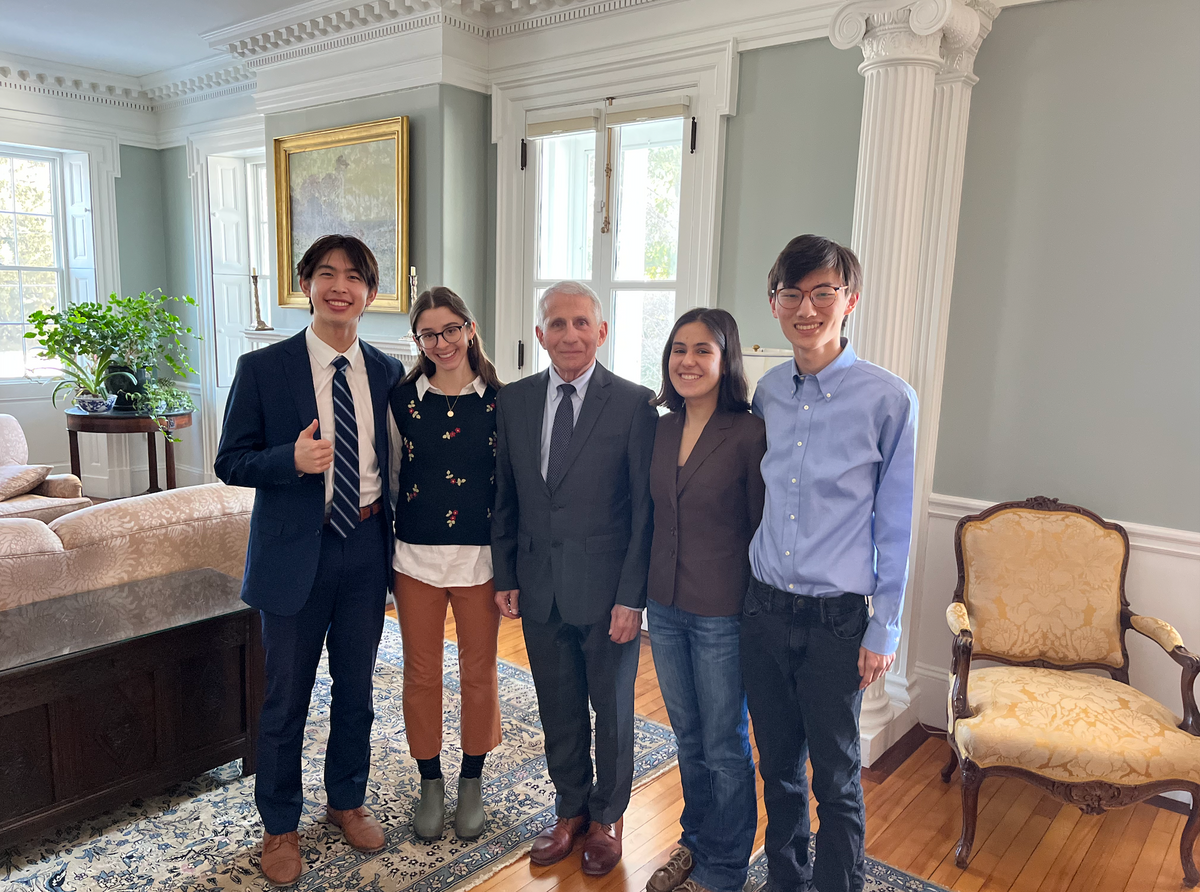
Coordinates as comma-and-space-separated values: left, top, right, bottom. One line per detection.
829, 0, 994, 765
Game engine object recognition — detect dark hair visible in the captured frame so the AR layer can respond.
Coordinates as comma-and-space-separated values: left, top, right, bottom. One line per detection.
652, 307, 751, 413
767, 234, 862, 298
297, 235, 380, 315
400, 286, 503, 392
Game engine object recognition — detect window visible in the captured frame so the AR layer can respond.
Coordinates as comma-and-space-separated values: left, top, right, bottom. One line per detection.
527, 104, 687, 393
0, 150, 66, 378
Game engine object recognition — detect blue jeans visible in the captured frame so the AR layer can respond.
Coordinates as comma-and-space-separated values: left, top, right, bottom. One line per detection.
648, 599, 757, 892
741, 577, 868, 892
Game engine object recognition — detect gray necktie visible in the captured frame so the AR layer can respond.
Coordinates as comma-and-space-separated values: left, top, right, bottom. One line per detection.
546, 383, 576, 489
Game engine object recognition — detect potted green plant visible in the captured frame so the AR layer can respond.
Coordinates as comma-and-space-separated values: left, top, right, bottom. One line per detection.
25, 304, 136, 413
105, 291, 199, 410
131, 380, 195, 442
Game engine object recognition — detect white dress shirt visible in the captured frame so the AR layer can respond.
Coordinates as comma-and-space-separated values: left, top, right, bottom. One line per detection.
305, 326, 381, 511
540, 361, 597, 480
389, 374, 493, 588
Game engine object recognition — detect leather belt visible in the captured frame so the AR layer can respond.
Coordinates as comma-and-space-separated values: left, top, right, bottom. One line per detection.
325, 498, 383, 525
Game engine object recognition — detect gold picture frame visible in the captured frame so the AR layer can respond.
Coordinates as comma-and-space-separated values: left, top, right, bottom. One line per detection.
274, 117, 410, 312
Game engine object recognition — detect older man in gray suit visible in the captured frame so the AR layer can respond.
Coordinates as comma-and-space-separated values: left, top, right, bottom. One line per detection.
492, 280, 656, 875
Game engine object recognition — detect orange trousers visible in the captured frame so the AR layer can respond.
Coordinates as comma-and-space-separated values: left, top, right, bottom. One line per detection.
392, 573, 502, 760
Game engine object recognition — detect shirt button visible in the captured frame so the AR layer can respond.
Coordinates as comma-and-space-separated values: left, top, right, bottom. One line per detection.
796, 441, 802, 446
792, 478, 797, 483
790, 514, 795, 520
804, 405, 809, 410
826, 393, 832, 398
788, 584, 794, 590
785, 550, 791, 556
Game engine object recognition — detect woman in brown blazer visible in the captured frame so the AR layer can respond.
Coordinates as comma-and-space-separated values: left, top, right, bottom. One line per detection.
645, 308, 766, 892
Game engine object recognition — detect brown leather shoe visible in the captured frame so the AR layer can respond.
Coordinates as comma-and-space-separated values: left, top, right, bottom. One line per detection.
529, 813, 589, 866
580, 816, 623, 876
261, 831, 301, 887
327, 805, 386, 852
647, 844, 694, 892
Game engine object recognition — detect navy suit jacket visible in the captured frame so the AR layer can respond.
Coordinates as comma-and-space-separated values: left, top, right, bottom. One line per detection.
214, 330, 404, 616
491, 362, 657, 626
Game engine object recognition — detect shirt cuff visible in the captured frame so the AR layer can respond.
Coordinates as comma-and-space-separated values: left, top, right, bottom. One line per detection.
861, 616, 898, 657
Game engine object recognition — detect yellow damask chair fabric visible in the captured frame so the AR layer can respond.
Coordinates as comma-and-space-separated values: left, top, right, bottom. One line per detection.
942, 498, 1200, 886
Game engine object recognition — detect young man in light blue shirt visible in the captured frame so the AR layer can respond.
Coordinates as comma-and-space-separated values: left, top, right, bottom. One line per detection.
743, 234, 917, 892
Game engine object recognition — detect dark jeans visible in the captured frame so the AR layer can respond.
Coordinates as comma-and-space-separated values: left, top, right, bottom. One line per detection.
648, 600, 757, 892
741, 577, 868, 892
255, 512, 388, 835
521, 602, 641, 826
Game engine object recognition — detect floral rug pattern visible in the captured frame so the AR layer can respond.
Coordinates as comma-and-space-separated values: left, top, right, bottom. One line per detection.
0, 617, 678, 891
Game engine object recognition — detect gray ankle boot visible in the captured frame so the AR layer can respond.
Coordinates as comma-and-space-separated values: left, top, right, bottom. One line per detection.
413, 777, 445, 840
454, 776, 486, 840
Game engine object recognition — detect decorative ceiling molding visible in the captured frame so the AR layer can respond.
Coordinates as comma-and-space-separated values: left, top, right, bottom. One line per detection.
205, 0, 674, 62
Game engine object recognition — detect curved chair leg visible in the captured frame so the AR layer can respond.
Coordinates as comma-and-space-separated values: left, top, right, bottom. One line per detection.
1183, 793, 1199, 888
955, 762, 982, 868
940, 747, 958, 784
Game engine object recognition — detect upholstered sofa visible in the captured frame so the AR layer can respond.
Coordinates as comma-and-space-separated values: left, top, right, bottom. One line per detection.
0, 413, 90, 522
0, 481, 253, 612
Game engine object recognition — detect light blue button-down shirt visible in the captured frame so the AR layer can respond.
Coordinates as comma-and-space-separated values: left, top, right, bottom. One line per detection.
749, 340, 918, 656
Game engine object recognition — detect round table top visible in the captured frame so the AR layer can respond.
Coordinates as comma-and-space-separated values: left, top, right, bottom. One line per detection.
64, 407, 194, 434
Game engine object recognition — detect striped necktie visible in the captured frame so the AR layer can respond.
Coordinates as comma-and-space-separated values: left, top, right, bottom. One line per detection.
329, 355, 360, 539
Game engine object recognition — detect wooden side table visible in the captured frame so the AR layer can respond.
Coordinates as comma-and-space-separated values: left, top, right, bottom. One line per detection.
65, 408, 194, 492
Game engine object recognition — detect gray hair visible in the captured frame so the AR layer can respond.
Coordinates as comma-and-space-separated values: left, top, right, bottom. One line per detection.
537, 280, 604, 327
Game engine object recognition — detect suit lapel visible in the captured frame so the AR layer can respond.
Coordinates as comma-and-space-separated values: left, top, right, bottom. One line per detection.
677, 412, 733, 494
527, 371, 550, 493
282, 330, 320, 434
361, 344, 390, 474
552, 363, 611, 491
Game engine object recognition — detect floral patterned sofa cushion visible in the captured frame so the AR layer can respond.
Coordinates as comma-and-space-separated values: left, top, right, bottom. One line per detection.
953, 665, 1200, 786
0, 415, 90, 522
0, 482, 254, 612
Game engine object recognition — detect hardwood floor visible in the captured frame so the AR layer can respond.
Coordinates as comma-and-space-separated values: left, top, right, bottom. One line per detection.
390, 607, 1190, 892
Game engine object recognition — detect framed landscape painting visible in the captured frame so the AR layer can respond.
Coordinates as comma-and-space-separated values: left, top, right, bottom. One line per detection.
274, 117, 410, 312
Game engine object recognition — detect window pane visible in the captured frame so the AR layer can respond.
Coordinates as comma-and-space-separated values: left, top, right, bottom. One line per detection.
13, 159, 52, 214
0, 214, 13, 265
0, 325, 24, 378
0, 157, 12, 213
23, 270, 58, 318
257, 165, 271, 276
536, 131, 595, 281
614, 119, 683, 283
611, 289, 674, 393
0, 269, 17, 323
15, 214, 54, 267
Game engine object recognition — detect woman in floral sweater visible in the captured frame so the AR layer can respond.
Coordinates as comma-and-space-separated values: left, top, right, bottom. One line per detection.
388, 286, 503, 842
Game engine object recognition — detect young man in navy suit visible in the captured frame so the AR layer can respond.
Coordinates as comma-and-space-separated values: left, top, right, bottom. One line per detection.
215, 235, 404, 887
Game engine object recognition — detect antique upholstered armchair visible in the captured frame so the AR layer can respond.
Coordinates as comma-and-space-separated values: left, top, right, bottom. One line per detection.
940, 497, 1199, 885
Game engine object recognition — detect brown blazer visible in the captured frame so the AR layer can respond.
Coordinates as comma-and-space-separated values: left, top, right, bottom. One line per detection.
648, 410, 767, 616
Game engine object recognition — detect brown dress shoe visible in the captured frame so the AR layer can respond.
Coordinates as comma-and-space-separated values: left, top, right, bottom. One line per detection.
580, 816, 623, 876
327, 805, 386, 852
529, 814, 589, 866
261, 831, 302, 887
647, 844, 694, 892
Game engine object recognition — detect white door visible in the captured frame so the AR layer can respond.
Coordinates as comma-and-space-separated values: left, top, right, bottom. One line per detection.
207, 156, 250, 402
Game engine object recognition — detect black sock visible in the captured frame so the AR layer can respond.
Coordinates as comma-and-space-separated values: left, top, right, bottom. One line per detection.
416, 756, 442, 780
460, 752, 486, 779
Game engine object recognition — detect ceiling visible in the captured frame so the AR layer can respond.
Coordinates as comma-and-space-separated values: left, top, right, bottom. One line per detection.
0, 0, 304, 79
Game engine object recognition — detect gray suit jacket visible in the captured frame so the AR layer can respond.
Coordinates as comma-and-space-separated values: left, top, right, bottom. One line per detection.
491, 362, 657, 626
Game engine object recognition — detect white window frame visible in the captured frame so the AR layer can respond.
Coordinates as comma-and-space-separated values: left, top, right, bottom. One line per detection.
491, 43, 739, 382
0, 146, 71, 380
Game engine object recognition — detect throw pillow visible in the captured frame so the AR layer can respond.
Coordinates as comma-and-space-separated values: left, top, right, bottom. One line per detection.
0, 464, 53, 500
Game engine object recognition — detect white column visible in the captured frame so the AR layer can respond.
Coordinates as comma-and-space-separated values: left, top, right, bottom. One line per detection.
830, 0, 983, 765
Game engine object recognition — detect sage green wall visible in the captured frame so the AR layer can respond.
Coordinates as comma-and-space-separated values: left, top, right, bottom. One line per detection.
160, 145, 199, 338
440, 85, 491, 345
717, 39, 863, 350
934, 0, 1200, 531
114, 145, 167, 299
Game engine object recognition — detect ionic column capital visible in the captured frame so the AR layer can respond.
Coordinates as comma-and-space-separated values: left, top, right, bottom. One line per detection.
831, 0, 981, 71
938, 0, 999, 84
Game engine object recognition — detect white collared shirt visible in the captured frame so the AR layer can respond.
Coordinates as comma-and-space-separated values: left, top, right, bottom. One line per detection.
305, 325, 381, 511
389, 374, 493, 589
540, 361, 597, 480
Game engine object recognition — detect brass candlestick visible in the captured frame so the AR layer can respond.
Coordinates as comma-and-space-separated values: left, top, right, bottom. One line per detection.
408, 265, 418, 311
250, 267, 272, 331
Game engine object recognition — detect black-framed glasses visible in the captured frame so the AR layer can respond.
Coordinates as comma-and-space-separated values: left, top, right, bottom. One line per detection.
412, 323, 469, 349
772, 284, 848, 309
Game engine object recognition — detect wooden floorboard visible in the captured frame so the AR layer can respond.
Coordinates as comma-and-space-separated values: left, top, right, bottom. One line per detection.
382, 606, 1190, 892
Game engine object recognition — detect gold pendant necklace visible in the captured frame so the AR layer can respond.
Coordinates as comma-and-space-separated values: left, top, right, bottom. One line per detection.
444, 392, 462, 417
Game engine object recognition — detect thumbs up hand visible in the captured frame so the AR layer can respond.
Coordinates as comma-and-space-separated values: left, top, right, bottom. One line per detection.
294, 419, 334, 474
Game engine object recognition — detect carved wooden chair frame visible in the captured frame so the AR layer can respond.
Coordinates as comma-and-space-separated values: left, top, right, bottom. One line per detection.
940, 496, 1200, 886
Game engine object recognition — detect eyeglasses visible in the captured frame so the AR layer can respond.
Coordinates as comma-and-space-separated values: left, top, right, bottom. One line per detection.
413, 323, 469, 349
772, 284, 848, 309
